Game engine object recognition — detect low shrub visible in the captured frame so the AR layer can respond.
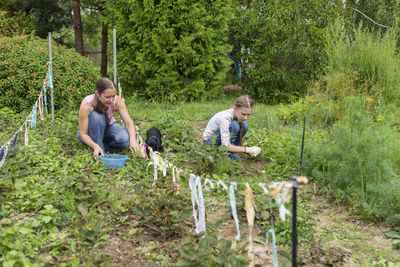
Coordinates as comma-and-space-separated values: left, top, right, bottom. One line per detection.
0, 35, 99, 112
249, 129, 301, 178
276, 96, 339, 128
304, 96, 400, 221
325, 20, 400, 104
176, 225, 249, 266
131, 177, 193, 240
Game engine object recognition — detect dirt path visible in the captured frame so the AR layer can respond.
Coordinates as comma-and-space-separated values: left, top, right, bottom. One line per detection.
98, 186, 398, 267
297, 185, 399, 266
95, 134, 398, 266
203, 180, 399, 266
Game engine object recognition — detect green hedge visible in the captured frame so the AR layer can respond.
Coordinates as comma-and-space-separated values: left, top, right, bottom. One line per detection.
0, 35, 100, 112
106, 0, 233, 102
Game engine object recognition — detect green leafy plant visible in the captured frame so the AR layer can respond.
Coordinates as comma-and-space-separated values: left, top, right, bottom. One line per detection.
176, 223, 250, 266
304, 96, 400, 221
229, 0, 341, 103
324, 20, 400, 104
190, 144, 241, 176
131, 177, 193, 240
0, 35, 99, 112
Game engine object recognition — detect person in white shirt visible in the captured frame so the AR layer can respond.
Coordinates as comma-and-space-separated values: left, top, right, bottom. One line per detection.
202, 95, 261, 160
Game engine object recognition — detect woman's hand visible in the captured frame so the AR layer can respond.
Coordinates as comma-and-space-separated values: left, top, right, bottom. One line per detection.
93, 144, 104, 161
129, 139, 140, 152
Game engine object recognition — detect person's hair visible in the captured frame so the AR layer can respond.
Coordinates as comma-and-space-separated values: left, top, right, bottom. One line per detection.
234, 95, 254, 109
96, 78, 116, 94
234, 95, 253, 146
94, 78, 116, 114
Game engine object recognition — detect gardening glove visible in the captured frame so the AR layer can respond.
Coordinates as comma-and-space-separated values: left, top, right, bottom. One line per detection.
245, 146, 261, 157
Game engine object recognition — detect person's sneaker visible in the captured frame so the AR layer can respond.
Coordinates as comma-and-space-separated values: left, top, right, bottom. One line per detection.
228, 152, 241, 161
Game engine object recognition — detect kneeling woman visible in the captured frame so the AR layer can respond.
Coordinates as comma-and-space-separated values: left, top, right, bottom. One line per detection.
202, 95, 261, 160
77, 78, 140, 160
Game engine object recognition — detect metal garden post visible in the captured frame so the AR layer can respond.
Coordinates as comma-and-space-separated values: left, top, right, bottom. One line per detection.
292, 116, 306, 267
48, 32, 54, 122
113, 28, 118, 94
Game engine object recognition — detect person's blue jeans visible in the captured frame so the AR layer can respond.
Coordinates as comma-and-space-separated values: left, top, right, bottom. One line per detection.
204, 120, 248, 160
77, 111, 130, 153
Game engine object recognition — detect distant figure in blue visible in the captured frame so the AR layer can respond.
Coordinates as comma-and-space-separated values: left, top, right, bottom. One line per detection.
202, 95, 261, 160
77, 78, 140, 160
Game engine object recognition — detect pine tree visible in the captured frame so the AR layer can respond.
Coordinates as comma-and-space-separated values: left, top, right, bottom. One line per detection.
107, 0, 233, 101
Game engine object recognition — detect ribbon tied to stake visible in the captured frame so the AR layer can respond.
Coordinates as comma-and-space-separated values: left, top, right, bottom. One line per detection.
268, 176, 308, 221
229, 182, 241, 241
12, 132, 18, 150
31, 103, 37, 128
217, 180, 228, 191
24, 121, 29, 146
203, 178, 215, 191
244, 183, 256, 265
43, 81, 48, 115
189, 174, 206, 235
0, 146, 8, 167
266, 229, 278, 267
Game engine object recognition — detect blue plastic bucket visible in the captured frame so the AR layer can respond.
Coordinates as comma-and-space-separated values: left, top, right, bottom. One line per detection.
99, 154, 128, 169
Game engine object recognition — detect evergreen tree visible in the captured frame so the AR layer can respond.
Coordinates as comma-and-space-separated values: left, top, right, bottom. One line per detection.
106, 0, 233, 102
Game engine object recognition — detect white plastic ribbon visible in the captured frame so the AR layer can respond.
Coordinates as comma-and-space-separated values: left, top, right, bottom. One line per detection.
216, 180, 229, 191
269, 182, 293, 221
279, 204, 292, 221
163, 159, 167, 177
229, 182, 240, 241
24, 121, 29, 146
258, 182, 269, 194
203, 179, 214, 191
152, 152, 158, 183
189, 174, 206, 235
135, 126, 143, 144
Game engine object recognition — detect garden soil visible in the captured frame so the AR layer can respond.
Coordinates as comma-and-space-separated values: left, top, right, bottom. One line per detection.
98, 185, 396, 266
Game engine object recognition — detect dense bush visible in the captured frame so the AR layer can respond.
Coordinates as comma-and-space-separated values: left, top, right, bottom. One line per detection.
278, 21, 400, 127
285, 22, 400, 223
0, 35, 99, 112
325, 21, 400, 104
229, 0, 341, 103
0, 9, 34, 37
304, 96, 400, 221
106, 0, 233, 102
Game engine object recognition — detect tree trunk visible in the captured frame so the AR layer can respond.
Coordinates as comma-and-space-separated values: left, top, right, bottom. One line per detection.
73, 0, 84, 56
100, 23, 108, 77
